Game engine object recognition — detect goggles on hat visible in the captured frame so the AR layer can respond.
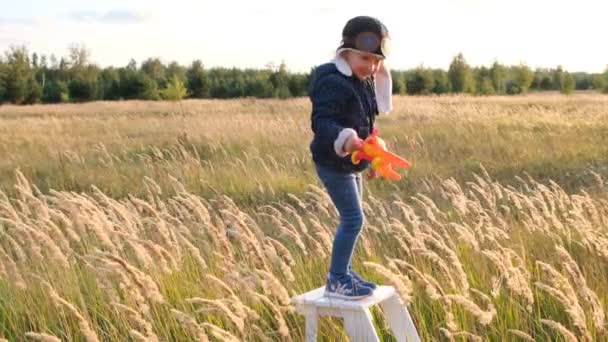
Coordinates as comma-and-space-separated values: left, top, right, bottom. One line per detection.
342, 31, 391, 58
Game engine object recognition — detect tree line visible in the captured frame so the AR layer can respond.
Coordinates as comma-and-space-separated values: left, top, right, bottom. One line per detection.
392, 53, 607, 96
0, 45, 607, 105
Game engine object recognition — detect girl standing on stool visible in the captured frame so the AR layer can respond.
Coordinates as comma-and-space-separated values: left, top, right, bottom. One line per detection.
308, 16, 393, 300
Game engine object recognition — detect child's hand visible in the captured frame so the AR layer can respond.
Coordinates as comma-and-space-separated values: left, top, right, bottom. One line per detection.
344, 135, 364, 154
365, 168, 378, 180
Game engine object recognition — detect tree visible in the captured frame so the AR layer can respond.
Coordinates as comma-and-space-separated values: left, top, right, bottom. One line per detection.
432, 69, 450, 94
540, 76, 553, 90
269, 61, 291, 99
59, 57, 69, 74
478, 78, 495, 95
3, 46, 33, 104
531, 69, 543, 91
160, 75, 188, 100
66, 61, 100, 102
186, 60, 211, 98
7, 44, 608, 104
552, 66, 564, 91
407, 66, 434, 95
68, 78, 98, 102
489, 61, 506, 94
126, 59, 137, 71
43, 81, 69, 103
512, 63, 534, 94
24, 78, 42, 104
246, 77, 274, 98
99, 68, 121, 100
49, 54, 58, 69
572, 72, 592, 90
592, 74, 606, 93
32, 52, 39, 68
166, 61, 186, 84
208, 70, 230, 98
0, 62, 6, 103
40, 54, 48, 69
474, 66, 495, 95
391, 71, 407, 95
68, 43, 90, 70
121, 70, 159, 100
288, 73, 309, 97
560, 72, 575, 95
227, 74, 247, 98
141, 58, 166, 87
601, 67, 608, 94
448, 53, 474, 93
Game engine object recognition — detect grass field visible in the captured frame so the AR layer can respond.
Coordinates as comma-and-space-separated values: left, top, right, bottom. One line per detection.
1, 94, 608, 341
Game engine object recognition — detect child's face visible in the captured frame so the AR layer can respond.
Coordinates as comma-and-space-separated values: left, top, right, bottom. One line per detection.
344, 50, 382, 80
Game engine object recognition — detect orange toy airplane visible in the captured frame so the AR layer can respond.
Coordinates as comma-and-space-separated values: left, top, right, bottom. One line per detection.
351, 128, 411, 180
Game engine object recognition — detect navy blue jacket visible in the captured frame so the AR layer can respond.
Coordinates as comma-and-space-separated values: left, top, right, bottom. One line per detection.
308, 62, 378, 173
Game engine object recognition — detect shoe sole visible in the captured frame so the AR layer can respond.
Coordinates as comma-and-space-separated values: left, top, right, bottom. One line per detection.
354, 282, 378, 290
351, 276, 378, 290
323, 290, 373, 300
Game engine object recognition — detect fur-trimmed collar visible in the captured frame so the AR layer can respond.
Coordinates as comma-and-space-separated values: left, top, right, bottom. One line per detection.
331, 52, 393, 114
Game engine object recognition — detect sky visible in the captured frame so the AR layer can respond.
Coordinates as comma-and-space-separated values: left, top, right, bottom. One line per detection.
0, 0, 606, 73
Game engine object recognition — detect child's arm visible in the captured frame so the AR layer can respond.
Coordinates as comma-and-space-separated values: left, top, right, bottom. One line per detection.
311, 75, 360, 157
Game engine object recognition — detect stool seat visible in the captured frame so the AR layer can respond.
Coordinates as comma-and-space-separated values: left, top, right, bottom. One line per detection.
291, 285, 420, 342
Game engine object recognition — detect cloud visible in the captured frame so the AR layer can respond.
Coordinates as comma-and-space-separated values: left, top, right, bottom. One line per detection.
67, 10, 149, 24
0, 18, 30, 25
249, 5, 339, 16
0, 15, 55, 28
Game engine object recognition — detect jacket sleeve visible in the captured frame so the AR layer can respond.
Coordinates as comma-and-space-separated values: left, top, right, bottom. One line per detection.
310, 75, 358, 157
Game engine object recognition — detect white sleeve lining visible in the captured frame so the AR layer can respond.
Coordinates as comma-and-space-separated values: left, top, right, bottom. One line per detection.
334, 128, 358, 157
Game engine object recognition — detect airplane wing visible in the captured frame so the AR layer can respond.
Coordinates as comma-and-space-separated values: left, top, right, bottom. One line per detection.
381, 150, 411, 168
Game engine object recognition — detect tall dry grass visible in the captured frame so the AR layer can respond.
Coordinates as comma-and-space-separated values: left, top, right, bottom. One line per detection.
1, 94, 608, 340
2, 94, 608, 203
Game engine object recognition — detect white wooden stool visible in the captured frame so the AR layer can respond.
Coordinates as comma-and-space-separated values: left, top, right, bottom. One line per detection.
291, 285, 420, 342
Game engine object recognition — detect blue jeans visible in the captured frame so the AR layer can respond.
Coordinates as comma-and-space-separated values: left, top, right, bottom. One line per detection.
314, 162, 364, 277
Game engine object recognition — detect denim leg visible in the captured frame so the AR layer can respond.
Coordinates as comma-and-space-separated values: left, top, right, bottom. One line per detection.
355, 172, 363, 205
348, 172, 364, 272
314, 164, 364, 277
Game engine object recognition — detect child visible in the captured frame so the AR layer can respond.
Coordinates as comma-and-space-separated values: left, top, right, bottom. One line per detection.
308, 16, 393, 300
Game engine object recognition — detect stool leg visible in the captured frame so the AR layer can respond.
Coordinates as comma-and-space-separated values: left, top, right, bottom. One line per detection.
304, 307, 318, 342
343, 308, 380, 342
380, 295, 420, 342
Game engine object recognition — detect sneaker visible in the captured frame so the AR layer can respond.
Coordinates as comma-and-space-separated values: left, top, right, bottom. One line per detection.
324, 273, 373, 300
349, 268, 378, 290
